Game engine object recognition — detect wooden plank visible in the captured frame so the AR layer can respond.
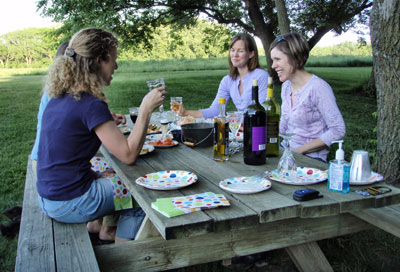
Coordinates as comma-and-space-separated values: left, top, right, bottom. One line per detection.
350, 203, 400, 238
286, 242, 334, 272
94, 213, 370, 271
147, 146, 260, 233
135, 215, 161, 240
15, 159, 56, 272
53, 221, 100, 272
173, 146, 301, 224
100, 145, 214, 240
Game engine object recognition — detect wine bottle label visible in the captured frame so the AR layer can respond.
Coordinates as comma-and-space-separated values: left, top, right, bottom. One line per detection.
252, 126, 266, 151
269, 138, 278, 143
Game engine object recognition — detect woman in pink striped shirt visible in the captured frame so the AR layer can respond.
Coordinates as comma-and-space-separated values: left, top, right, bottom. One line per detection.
270, 33, 345, 162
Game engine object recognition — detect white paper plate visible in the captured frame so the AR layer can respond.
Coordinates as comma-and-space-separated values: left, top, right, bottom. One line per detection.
219, 176, 271, 194
135, 170, 198, 190
268, 167, 328, 185
350, 171, 384, 185
139, 144, 155, 156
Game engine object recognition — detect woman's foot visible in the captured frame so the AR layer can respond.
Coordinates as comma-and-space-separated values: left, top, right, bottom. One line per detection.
87, 218, 102, 233
99, 225, 116, 241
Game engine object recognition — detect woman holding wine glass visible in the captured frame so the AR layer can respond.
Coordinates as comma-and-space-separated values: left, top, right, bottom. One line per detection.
270, 33, 346, 162
177, 33, 269, 118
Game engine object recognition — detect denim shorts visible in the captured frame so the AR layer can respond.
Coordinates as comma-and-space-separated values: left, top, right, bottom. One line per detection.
38, 177, 145, 239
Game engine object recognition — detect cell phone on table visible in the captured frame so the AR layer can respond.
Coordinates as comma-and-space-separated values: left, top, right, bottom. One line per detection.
293, 188, 323, 202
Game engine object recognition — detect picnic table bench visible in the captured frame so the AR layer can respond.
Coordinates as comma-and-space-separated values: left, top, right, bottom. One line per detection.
15, 158, 100, 272
15, 147, 400, 271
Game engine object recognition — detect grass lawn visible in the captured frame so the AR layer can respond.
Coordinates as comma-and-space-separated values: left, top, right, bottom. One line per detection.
0, 63, 399, 271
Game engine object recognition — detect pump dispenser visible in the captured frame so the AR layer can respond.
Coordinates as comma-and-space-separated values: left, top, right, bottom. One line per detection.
328, 140, 350, 193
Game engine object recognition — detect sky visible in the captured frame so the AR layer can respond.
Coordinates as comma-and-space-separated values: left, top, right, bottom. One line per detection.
1, 0, 369, 47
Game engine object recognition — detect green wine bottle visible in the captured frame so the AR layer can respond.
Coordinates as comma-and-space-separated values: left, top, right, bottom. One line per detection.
262, 77, 280, 157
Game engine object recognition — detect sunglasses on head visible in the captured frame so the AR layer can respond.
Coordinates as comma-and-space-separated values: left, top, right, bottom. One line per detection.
275, 36, 286, 43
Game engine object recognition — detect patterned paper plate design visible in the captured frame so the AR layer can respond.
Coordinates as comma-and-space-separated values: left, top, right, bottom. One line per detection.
350, 171, 384, 185
139, 144, 155, 156
136, 170, 198, 190
219, 176, 272, 194
268, 167, 328, 185
229, 132, 243, 142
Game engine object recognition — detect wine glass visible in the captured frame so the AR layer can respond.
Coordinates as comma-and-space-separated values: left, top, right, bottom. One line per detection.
277, 133, 297, 181
147, 78, 165, 119
170, 97, 182, 123
227, 111, 243, 154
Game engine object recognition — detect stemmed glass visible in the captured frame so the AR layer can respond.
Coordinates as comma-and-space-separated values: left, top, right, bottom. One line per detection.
277, 133, 298, 181
227, 111, 243, 154
147, 78, 165, 119
170, 97, 182, 123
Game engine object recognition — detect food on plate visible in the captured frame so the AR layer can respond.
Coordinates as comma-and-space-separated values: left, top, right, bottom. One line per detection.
148, 137, 175, 146
147, 124, 160, 133
119, 125, 131, 134
177, 115, 196, 126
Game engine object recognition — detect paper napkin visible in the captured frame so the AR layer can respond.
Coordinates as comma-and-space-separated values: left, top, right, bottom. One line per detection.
151, 192, 230, 218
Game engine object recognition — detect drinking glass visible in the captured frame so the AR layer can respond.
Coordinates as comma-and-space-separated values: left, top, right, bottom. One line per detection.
170, 97, 182, 122
227, 111, 243, 154
129, 107, 139, 125
277, 133, 297, 181
146, 78, 165, 119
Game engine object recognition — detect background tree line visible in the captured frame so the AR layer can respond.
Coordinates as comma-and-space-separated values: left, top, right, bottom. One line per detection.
0, 20, 371, 69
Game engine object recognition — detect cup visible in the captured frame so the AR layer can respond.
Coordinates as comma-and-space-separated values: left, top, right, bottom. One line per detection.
146, 78, 165, 118
129, 107, 139, 124
350, 150, 372, 181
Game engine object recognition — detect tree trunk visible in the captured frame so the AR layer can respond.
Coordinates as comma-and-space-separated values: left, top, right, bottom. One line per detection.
370, 0, 400, 185
274, 0, 291, 34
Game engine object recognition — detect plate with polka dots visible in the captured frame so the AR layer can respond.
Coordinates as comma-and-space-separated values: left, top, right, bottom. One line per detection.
135, 170, 198, 190
268, 167, 328, 185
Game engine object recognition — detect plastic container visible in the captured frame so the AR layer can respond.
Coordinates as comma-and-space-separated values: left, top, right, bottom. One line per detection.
328, 140, 350, 193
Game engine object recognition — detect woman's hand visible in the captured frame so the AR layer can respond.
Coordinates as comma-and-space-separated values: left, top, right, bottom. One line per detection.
140, 86, 168, 113
111, 112, 126, 125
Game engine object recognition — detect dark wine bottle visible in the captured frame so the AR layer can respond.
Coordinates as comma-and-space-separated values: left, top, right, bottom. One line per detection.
243, 79, 266, 165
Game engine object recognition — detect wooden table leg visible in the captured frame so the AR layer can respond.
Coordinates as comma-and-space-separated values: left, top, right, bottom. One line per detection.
285, 241, 333, 272
135, 215, 161, 240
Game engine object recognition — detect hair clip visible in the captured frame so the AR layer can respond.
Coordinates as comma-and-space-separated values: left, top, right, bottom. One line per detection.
64, 47, 75, 57
275, 36, 286, 43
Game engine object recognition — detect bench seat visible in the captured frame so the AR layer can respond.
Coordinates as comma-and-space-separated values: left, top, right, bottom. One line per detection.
15, 158, 99, 272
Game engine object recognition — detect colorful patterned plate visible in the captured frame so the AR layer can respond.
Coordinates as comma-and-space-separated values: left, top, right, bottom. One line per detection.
139, 144, 155, 156
135, 170, 198, 190
219, 176, 272, 194
229, 132, 243, 142
350, 171, 384, 185
268, 167, 328, 185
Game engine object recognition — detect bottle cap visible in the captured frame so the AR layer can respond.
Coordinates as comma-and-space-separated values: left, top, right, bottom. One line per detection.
333, 140, 344, 161
253, 79, 258, 86
268, 77, 273, 84
218, 98, 226, 104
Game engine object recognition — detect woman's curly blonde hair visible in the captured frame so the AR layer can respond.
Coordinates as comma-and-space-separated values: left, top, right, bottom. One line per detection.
46, 28, 119, 101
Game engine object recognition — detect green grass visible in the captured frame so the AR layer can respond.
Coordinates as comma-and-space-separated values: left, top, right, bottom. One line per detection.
0, 60, 398, 271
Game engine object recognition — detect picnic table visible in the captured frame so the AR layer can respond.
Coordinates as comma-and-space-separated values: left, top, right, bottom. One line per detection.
93, 116, 400, 271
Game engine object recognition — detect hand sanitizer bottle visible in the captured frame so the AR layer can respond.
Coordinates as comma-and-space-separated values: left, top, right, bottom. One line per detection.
328, 140, 350, 193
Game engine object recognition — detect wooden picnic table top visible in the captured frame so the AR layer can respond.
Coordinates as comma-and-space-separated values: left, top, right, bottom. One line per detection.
100, 120, 400, 241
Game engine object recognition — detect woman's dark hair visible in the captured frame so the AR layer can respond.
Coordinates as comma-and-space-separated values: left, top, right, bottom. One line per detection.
269, 33, 310, 70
